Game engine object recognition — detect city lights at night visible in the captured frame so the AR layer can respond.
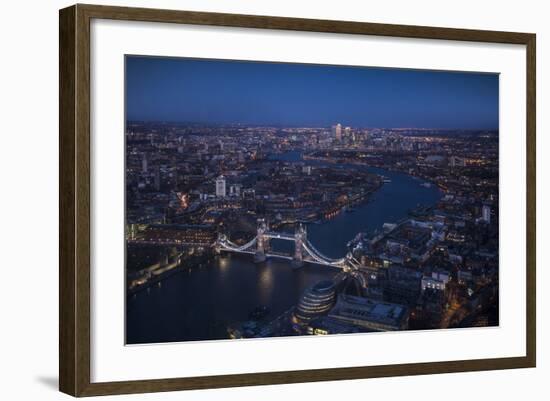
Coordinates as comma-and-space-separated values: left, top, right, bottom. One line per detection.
125, 56, 499, 344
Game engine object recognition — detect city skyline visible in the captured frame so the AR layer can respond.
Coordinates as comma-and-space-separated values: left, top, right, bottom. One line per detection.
126, 56, 499, 344
126, 56, 499, 129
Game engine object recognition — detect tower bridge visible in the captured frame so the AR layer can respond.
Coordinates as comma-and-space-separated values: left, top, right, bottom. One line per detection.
216, 219, 362, 270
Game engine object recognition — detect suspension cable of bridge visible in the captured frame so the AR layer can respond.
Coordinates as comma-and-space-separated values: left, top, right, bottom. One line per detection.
301, 240, 346, 266
219, 236, 257, 252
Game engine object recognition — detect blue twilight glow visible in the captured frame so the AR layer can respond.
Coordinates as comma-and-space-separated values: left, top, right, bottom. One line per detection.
126, 56, 499, 129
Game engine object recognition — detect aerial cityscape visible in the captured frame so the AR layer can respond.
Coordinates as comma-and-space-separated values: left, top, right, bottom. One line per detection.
125, 57, 499, 344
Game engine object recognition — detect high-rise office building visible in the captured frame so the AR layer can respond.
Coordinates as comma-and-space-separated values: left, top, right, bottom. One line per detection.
482, 204, 491, 223
154, 166, 161, 191
229, 184, 242, 197
215, 175, 226, 198
449, 156, 466, 167
332, 123, 342, 141
141, 154, 148, 173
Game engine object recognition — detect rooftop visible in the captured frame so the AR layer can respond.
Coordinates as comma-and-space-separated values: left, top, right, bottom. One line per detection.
329, 294, 409, 329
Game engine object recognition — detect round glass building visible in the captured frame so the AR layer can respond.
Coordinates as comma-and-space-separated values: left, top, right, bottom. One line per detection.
295, 280, 336, 323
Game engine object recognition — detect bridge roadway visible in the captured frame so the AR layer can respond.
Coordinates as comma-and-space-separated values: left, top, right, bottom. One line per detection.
128, 221, 361, 270
216, 229, 354, 269
264, 232, 295, 241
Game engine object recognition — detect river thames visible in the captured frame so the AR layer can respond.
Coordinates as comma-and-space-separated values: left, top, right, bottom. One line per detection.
126, 154, 442, 344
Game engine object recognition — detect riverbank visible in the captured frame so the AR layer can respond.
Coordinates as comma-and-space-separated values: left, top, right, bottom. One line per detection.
303, 152, 442, 189
127, 252, 215, 296
126, 162, 443, 343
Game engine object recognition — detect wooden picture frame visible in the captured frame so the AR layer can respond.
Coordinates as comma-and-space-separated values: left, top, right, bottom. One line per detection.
59, 3, 536, 397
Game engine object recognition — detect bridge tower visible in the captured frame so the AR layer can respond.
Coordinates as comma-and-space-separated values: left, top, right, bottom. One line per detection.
214, 233, 223, 255
292, 223, 307, 268
254, 219, 269, 262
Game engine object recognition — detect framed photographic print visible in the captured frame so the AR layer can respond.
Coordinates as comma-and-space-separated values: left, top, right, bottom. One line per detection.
59, 4, 536, 397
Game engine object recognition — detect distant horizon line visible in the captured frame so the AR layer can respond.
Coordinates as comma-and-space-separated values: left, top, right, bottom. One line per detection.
126, 119, 499, 132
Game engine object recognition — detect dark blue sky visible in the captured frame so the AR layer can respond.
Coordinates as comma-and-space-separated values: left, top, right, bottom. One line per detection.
126, 56, 499, 129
